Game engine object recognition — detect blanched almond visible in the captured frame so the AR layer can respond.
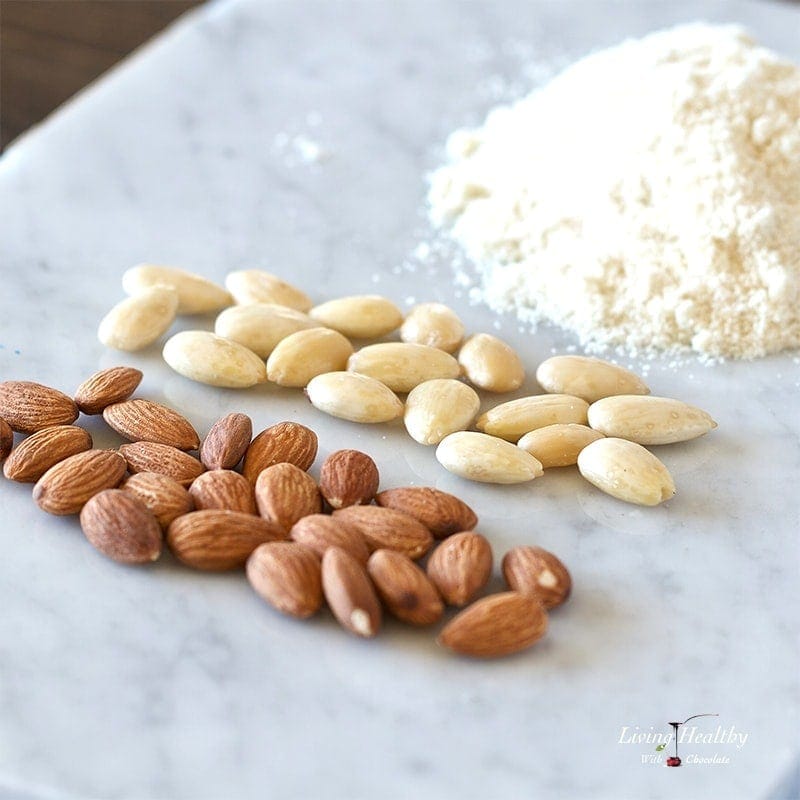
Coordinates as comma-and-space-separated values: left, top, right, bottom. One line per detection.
214, 303, 320, 358
348, 343, 460, 393
309, 295, 403, 339
457, 333, 524, 393
399, 302, 464, 353
225, 269, 312, 311
577, 437, 675, 506
98, 286, 178, 352
306, 372, 403, 424
267, 328, 354, 387
477, 394, 589, 441
436, 431, 543, 484
122, 264, 231, 314
587, 395, 717, 445
404, 379, 480, 445
536, 355, 649, 402
517, 423, 604, 468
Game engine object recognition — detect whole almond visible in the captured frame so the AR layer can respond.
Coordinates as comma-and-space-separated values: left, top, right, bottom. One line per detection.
375, 487, 478, 539
247, 542, 322, 619
189, 469, 256, 514
3, 425, 93, 482
347, 343, 460, 393
438, 592, 548, 658
0, 417, 12, 461
332, 505, 433, 560
436, 431, 543, 484
255, 462, 322, 531
290, 514, 370, 564
98, 285, 179, 351
0, 380, 79, 433
214, 303, 321, 358
122, 264, 232, 314
305, 372, 404, 424
321, 546, 382, 638
200, 412, 252, 470
517, 423, 604, 468
400, 302, 464, 353
122, 472, 194, 529
457, 333, 524, 393
103, 399, 200, 450
80, 489, 162, 564
404, 379, 480, 445
367, 549, 443, 626
242, 421, 318, 484
167, 509, 285, 570
309, 295, 403, 339
162, 330, 267, 388
225, 269, 312, 311
319, 449, 379, 509
74, 366, 143, 415
477, 394, 590, 441
577, 437, 675, 506
502, 546, 572, 609
267, 328, 354, 388
536, 355, 650, 403
120, 442, 204, 486
426, 532, 492, 606
587, 395, 717, 445
32, 449, 127, 515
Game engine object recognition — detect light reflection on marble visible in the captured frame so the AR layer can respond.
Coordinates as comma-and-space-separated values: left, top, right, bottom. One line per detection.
0, 0, 799, 798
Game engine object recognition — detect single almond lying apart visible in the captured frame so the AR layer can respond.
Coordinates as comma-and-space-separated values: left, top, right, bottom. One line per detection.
321, 546, 382, 638
0, 380, 79, 433
502, 545, 572, 609
74, 366, 143, 415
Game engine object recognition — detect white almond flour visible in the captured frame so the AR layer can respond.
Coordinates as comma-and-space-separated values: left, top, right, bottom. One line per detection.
428, 24, 800, 360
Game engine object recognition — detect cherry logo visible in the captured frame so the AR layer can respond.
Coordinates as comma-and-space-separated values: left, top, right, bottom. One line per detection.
656, 713, 719, 767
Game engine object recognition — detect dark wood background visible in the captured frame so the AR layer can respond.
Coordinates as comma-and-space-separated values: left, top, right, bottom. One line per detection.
0, 0, 202, 149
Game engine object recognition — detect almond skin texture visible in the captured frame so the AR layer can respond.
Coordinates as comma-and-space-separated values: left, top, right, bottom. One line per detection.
367, 549, 444, 626
290, 514, 370, 564
3, 424, 93, 482
32, 450, 127, 515
321, 547, 382, 638
375, 487, 478, 539
0, 417, 12, 461
189, 469, 256, 514
426, 532, 493, 606
200, 413, 252, 470
247, 542, 323, 619
502, 546, 572, 610
0, 381, 79, 433
255, 462, 322, 532
74, 366, 143, 415
332, 505, 433, 560
242, 422, 318, 484
80, 489, 162, 564
167, 509, 286, 570
438, 592, 548, 658
122, 472, 194, 529
103, 399, 200, 450
120, 442, 204, 486
319, 449, 380, 509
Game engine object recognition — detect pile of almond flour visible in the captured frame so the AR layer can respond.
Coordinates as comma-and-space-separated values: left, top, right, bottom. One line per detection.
428, 24, 800, 360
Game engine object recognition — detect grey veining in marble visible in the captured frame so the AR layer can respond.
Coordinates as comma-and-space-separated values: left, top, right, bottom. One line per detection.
0, 1, 799, 798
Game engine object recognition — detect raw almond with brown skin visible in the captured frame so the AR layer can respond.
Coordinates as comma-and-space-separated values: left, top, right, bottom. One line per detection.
375, 487, 478, 539
120, 442, 204, 486
502, 546, 572, 610
3, 425, 93, 482
319, 449, 379, 509
0, 381, 79, 433
438, 592, 548, 658
290, 514, 370, 564
200, 412, 252, 470
103, 399, 200, 450
247, 542, 323, 619
255, 462, 322, 531
0, 417, 12, 461
242, 421, 318, 484
426, 532, 493, 606
332, 505, 433, 560
80, 489, 162, 564
167, 509, 285, 570
189, 469, 256, 514
367, 549, 443, 626
122, 472, 194, 529
321, 546, 382, 638
74, 366, 143, 415
32, 449, 127, 515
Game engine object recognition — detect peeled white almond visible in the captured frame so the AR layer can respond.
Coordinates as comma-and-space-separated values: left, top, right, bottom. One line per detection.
404, 379, 480, 445
458, 333, 525, 393
400, 303, 464, 353
225, 269, 312, 311
518, 424, 604, 468
477, 394, 589, 441
163, 331, 266, 388
214, 303, 320, 358
306, 372, 403, 423
436, 431, 543, 484
347, 343, 460, 393
98, 286, 178, 352
536, 355, 649, 402
267, 328, 354, 387
122, 264, 231, 314
309, 295, 403, 339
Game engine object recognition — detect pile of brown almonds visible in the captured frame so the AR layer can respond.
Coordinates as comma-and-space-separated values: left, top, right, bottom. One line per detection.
0, 369, 571, 659
96, 265, 718, 506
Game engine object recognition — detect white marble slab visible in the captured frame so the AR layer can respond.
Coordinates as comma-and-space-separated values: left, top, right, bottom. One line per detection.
0, 1, 798, 798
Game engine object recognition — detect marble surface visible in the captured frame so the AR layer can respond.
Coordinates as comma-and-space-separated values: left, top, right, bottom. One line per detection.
1, 1, 799, 798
